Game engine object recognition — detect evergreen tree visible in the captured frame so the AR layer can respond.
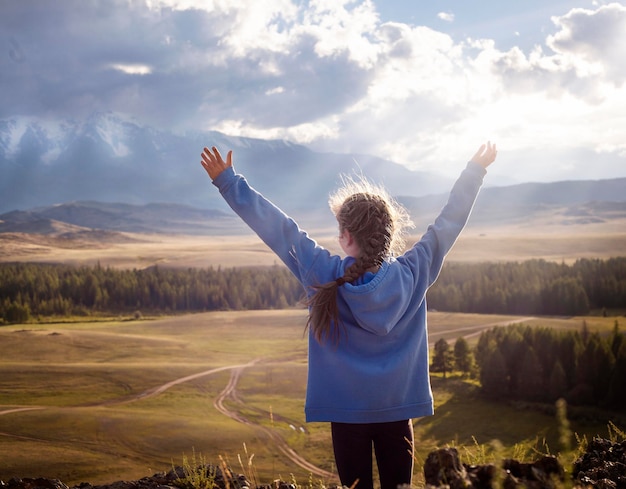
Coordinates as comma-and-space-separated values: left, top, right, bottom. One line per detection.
473, 329, 495, 371
610, 320, 624, 358
558, 331, 582, 390
591, 338, 616, 404
453, 337, 474, 376
480, 348, 508, 399
431, 338, 454, 379
517, 346, 544, 401
571, 334, 603, 406
499, 327, 525, 396
606, 342, 626, 409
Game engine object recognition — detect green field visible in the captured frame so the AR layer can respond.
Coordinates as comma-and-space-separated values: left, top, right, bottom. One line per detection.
0, 310, 620, 486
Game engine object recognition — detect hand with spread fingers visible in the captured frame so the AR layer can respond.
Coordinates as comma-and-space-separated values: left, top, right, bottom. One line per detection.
200, 146, 233, 180
470, 141, 498, 168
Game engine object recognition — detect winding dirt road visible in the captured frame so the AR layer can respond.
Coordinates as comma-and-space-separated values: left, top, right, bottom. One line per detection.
0, 358, 336, 480
213, 364, 336, 479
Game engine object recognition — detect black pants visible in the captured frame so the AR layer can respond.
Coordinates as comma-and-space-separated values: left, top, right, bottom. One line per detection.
331, 419, 414, 489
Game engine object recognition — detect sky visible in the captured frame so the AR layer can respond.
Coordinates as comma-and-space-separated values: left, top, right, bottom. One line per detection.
2, 0, 626, 183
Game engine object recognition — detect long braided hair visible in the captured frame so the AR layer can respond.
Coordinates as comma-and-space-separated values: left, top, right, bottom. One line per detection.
306, 177, 413, 344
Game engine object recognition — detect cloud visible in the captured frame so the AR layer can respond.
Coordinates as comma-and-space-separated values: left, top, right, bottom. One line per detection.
487, 4, 626, 98
110, 64, 153, 75
437, 12, 455, 22
547, 3, 626, 85
1, 0, 625, 181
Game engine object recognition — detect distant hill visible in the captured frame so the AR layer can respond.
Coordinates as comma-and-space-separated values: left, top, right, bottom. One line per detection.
0, 202, 247, 236
399, 177, 626, 227
1, 176, 625, 236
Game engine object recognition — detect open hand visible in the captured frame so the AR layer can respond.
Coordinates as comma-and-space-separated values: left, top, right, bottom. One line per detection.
470, 142, 497, 168
201, 146, 233, 180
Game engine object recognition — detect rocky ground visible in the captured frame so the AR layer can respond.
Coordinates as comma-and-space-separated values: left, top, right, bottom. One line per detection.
1, 437, 624, 489
422, 436, 625, 489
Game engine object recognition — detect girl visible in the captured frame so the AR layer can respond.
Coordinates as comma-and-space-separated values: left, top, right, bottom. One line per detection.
200, 142, 497, 489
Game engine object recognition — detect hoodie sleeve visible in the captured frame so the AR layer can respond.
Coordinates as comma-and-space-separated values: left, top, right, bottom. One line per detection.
403, 161, 486, 287
211, 167, 330, 282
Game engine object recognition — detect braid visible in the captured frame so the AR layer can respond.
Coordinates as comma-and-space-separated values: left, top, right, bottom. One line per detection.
305, 257, 375, 345
306, 177, 414, 344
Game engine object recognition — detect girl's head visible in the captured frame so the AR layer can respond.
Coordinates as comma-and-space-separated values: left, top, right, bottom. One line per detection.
330, 176, 412, 260
335, 192, 394, 264
306, 176, 414, 343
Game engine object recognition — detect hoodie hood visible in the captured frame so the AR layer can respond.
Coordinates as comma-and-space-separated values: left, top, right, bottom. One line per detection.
339, 258, 418, 336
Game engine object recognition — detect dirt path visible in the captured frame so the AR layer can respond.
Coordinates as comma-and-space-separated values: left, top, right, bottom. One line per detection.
0, 407, 45, 417
213, 364, 336, 480
0, 359, 335, 480
113, 360, 260, 405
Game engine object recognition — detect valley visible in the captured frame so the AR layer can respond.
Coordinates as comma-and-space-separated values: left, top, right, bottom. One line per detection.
1, 217, 625, 269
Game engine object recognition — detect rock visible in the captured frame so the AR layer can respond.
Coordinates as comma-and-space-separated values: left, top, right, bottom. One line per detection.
424, 448, 564, 489
573, 437, 626, 489
424, 447, 473, 489
502, 455, 564, 489
465, 463, 498, 489
5, 479, 69, 489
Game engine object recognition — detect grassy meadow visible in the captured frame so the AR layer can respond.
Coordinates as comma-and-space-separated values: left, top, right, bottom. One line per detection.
1, 219, 625, 485
0, 309, 621, 486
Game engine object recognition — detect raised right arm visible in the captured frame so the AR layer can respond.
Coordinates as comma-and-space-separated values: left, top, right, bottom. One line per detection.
399, 142, 497, 290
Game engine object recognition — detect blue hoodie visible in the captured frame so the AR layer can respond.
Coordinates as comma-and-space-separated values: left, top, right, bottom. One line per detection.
212, 161, 486, 423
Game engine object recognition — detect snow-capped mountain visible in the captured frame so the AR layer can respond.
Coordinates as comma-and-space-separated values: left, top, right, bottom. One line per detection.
0, 113, 452, 214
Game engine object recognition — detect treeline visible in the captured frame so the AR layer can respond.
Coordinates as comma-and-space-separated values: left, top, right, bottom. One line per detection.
0, 262, 302, 323
430, 322, 626, 411
475, 323, 626, 410
428, 257, 626, 315
2, 257, 625, 323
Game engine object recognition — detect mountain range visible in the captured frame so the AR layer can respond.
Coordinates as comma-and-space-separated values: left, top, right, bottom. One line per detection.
0, 113, 452, 215
1, 113, 625, 236
1, 181, 624, 237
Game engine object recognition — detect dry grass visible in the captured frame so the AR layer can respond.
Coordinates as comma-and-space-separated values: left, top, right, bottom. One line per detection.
1, 310, 619, 486
1, 217, 625, 269
447, 227, 626, 264
0, 232, 282, 269
0, 310, 312, 484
